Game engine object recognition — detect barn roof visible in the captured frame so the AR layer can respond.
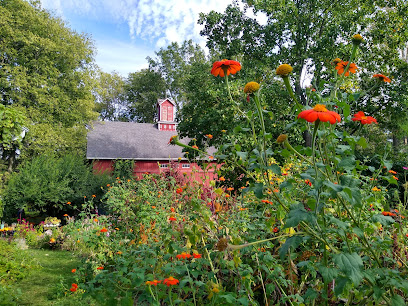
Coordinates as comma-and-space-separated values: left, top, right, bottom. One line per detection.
86, 121, 213, 160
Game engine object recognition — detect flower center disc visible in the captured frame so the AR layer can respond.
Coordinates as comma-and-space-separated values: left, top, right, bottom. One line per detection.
313, 104, 328, 112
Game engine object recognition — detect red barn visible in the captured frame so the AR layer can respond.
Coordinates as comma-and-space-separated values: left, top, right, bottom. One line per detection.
87, 98, 218, 182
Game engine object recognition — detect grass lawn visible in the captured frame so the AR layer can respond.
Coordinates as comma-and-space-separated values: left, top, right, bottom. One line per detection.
10, 249, 92, 305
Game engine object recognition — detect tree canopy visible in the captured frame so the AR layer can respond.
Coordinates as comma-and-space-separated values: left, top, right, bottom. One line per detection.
0, 0, 98, 166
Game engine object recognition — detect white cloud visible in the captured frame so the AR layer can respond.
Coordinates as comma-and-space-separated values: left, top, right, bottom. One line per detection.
95, 40, 149, 75
39, 0, 268, 74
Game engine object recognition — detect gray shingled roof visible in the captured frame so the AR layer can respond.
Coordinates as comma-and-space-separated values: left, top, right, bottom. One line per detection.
87, 121, 199, 160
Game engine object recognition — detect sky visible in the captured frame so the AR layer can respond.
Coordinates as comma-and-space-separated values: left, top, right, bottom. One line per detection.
38, 0, 267, 76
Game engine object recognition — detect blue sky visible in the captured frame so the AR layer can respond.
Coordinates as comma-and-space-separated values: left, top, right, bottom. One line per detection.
39, 0, 260, 76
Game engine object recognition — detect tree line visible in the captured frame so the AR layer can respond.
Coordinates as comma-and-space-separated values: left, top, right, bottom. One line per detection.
1, 0, 408, 172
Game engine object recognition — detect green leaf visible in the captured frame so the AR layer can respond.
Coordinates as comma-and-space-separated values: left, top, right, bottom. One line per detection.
236, 151, 248, 160
318, 265, 339, 283
279, 236, 304, 260
267, 164, 281, 175
372, 214, 395, 226
356, 137, 367, 148
333, 253, 364, 286
338, 156, 356, 171
390, 295, 406, 306
334, 276, 349, 296
251, 183, 265, 199
284, 204, 316, 228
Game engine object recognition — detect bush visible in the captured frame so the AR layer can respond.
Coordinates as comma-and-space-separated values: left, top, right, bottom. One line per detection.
2, 154, 110, 222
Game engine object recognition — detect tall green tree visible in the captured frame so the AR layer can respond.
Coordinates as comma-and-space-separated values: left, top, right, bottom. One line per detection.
124, 69, 166, 123
147, 40, 207, 110
0, 0, 98, 164
93, 70, 126, 121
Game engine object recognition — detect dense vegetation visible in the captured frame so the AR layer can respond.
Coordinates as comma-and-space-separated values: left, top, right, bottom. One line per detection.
1, 0, 408, 305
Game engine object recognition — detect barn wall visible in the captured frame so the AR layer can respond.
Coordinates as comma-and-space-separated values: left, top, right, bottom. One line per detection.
92, 160, 219, 183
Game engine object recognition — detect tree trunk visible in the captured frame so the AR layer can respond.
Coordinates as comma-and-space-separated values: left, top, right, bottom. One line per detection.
392, 133, 399, 153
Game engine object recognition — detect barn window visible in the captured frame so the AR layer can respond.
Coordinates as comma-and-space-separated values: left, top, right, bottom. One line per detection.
182, 164, 190, 169
160, 164, 169, 168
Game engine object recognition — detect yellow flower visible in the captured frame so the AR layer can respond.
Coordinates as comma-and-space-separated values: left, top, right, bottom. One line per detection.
243, 82, 260, 94
372, 186, 381, 192
352, 34, 364, 45
276, 64, 293, 77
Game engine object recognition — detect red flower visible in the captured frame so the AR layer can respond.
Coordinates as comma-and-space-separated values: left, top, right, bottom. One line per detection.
71, 269, 76, 273
169, 217, 177, 221
298, 104, 341, 124
352, 111, 377, 124
176, 252, 192, 259
193, 253, 202, 259
100, 228, 108, 233
273, 227, 279, 233
305, 179, 312, 187
97, 266, 104, 270
163, 276, 179, 286
176, 187, 183, 194
373, 74, 391, 83
335, 61, 357, 76
211, 59, 241, 77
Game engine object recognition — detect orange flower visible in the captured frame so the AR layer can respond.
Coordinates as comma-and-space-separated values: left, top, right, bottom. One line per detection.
225, 194, 230, 198
92, 194, 96, 198
352, 111, 377, 124
63, 214, 69, 217
97, 266, 104, 270
49, 238, 56, 243
146, 280, 162, 286
372, 186, 381, 191
163, 276, 179, 286
393, 176, 399, 180
193, 253, 202, 259
94, 218, 98, 222
226, 187, 234, 191
388, 170, 397, 174
205, 134, 213, 139
176, 187, 183, 194
373, 74, 391, 83
192, 145, 199, 149
168, 135, 178, 145
305, 179, 312, 186
100, 228, 108, 233
219, 176, 226, 182
211, 59, 241, 77
71, 269, 76, 273
106, 184, 110, 187
66, 201, 71, 205
176, 252, 192, 259
70, 283, 78, 292
298, 104, 341, 124
335, 61, 357, 76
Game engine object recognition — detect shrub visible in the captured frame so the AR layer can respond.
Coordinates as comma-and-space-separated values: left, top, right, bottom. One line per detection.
2, 154, 110, 222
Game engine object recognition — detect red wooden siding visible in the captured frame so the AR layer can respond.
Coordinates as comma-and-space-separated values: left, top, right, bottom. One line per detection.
92, 160, 219, 183
160, 100, 174, 122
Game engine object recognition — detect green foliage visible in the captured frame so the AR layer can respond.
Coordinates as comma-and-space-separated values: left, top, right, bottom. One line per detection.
0, 0, 98, 162
112, 159, 134, 180
124, 69, 166, 123
93, 70, 126, 121
147, 40, 207, 110
2, 154, 110, 221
